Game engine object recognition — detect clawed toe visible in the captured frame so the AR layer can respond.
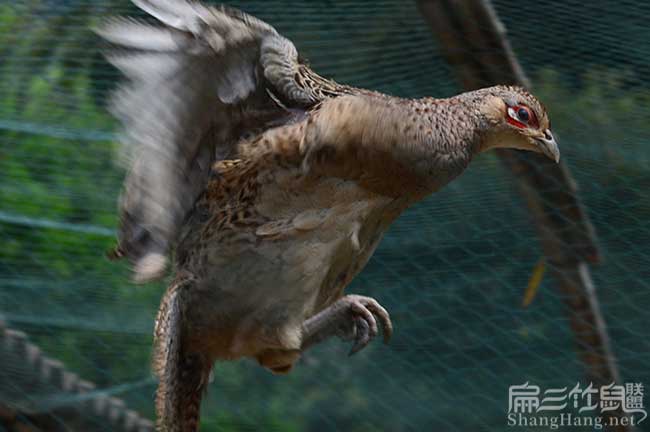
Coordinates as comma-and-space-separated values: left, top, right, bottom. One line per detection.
301, 294, 393, 354
349, 315, 371, 355
344, 295, 393, 356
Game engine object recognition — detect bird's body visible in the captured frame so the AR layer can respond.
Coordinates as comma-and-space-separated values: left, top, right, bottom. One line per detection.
177, 160, 395, 363
99, 1, 560, 430
170, 92, 484, 365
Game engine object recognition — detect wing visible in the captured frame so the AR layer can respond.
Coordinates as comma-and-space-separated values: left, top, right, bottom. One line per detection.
98, 0, 354, 281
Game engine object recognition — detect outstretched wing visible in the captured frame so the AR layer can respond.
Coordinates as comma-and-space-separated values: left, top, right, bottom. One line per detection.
99, 0, 352, 281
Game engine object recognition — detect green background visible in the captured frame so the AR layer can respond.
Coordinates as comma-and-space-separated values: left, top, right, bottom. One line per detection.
1, 0, 649, 430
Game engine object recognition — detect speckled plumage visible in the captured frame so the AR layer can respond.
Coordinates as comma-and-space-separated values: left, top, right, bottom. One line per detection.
100, 1, 559, 431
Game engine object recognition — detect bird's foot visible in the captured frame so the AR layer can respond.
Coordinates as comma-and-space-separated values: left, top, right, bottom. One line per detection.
301, 295, 393, 356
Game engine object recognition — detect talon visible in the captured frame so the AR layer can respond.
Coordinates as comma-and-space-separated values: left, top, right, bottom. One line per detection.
349, 317, 370, 356
351, 301, 378, 338
300, 294, 393, 354
365, 300, 393, 343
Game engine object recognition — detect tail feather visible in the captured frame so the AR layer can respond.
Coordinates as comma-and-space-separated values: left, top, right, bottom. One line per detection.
154, 278, 211, 432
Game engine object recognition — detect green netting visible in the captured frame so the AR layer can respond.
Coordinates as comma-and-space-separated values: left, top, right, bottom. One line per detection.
1, 0, 649, 431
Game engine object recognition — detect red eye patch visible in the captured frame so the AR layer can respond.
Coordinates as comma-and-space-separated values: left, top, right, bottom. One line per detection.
507, 105, 539, 129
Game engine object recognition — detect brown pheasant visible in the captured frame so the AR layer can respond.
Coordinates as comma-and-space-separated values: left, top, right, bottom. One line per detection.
99, 1, 560, 430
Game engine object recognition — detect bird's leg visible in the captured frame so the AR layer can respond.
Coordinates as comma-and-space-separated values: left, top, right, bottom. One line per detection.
300, 295, 393, 355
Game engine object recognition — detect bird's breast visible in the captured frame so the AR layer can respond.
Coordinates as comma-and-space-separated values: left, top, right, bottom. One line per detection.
176, 162, 403, 357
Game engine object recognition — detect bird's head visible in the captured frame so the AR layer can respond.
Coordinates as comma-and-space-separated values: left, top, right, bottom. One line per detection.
476, 85, 559, 163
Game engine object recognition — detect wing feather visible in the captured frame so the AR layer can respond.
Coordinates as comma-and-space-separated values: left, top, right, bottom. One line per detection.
99, 0, 346, 281
96, 17, 192, 51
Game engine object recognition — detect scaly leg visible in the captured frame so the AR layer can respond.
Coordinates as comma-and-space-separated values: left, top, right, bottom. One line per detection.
301, 295, 393, 355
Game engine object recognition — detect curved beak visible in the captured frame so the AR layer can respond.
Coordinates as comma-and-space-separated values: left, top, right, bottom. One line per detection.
536, 129, 560, 163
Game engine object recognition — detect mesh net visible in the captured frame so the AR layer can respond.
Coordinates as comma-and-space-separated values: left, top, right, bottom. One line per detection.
1, 0, 649, 431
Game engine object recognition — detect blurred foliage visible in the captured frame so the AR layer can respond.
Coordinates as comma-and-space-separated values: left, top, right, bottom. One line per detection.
1, 1, 649, 431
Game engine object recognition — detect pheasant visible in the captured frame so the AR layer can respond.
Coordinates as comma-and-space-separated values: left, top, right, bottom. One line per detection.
99, 0, 560, 430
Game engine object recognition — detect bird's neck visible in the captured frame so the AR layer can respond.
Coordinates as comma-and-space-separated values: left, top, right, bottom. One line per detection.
400, 96, 485, 191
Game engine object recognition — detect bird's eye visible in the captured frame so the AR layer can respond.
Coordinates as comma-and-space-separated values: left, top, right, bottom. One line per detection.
517, 107, 530, 122
506, 105, 537, 128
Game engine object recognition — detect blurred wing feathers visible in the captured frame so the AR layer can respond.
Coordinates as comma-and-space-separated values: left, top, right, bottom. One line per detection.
100, 0, 353, 281
130, 0, 208, 32
96, 17, 193, 51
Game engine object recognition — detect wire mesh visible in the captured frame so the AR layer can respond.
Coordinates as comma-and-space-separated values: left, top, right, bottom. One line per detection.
1, 0, 649, 431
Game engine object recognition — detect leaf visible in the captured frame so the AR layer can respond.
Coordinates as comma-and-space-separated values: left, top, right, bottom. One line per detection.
522, 257, 546, 308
